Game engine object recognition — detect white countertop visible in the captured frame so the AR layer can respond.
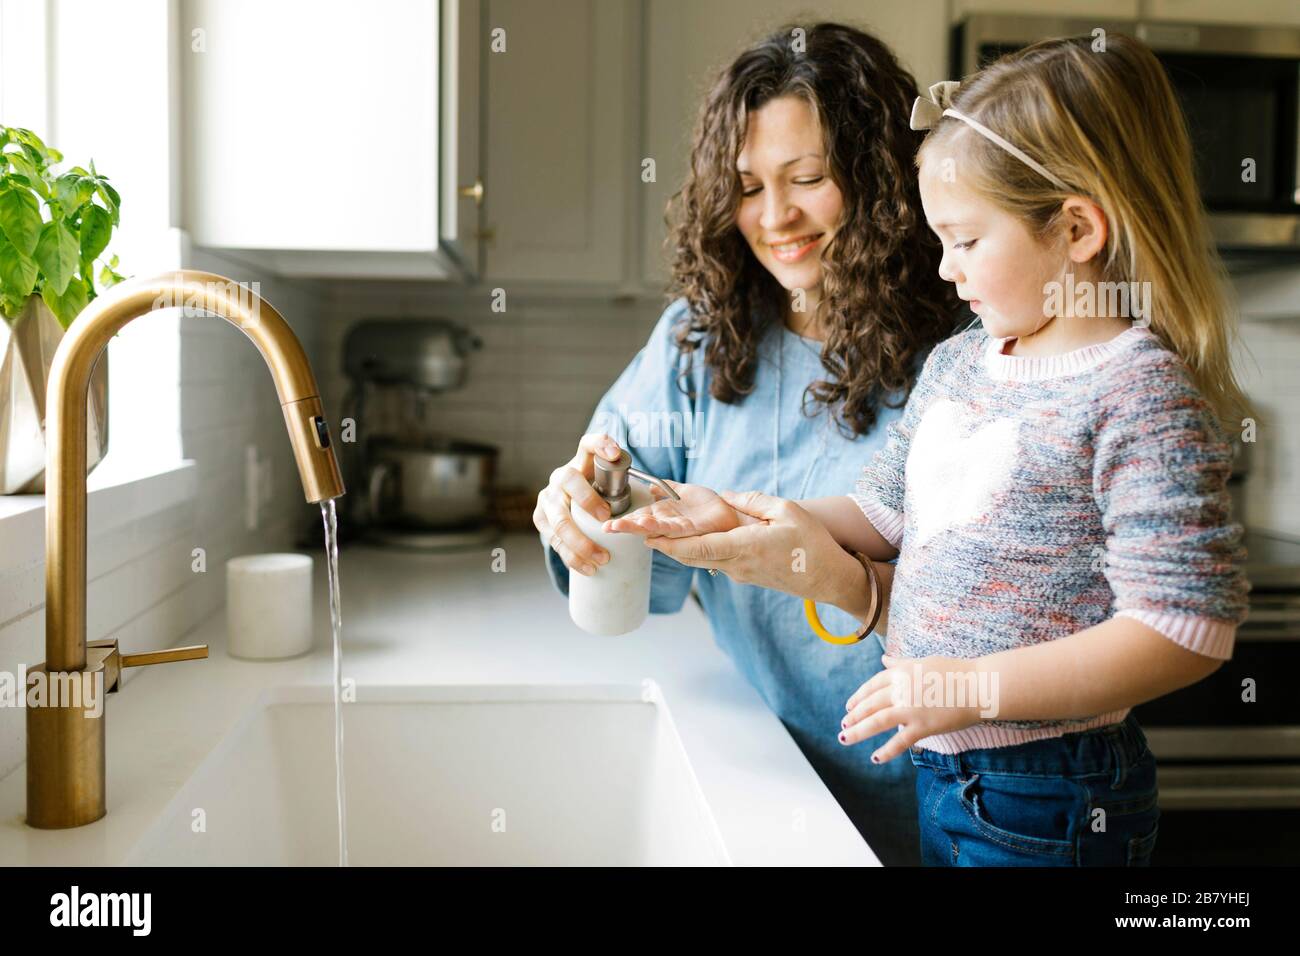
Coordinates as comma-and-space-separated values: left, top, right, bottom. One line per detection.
0, 532, 879, 866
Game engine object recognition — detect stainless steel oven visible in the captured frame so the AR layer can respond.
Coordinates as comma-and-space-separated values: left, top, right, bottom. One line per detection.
953, 14, 1300, 253
1131, 531, 1300, 865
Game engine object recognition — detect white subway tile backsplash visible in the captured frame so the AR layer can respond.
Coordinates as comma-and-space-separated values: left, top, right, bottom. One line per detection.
318, 281, 667, 491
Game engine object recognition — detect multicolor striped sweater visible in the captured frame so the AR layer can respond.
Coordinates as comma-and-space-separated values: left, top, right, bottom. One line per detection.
850, 322, 1251, 754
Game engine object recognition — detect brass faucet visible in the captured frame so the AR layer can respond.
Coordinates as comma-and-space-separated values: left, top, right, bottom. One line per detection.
26, 270, 345, 829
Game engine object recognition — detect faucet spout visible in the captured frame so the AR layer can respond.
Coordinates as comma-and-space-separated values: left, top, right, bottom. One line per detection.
27, 270, 345, 829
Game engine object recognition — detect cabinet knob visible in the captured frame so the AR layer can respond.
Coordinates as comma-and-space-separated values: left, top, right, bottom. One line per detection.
458, 180, 484, 206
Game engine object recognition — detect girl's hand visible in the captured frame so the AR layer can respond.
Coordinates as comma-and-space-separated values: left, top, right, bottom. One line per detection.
639, 490, 856, 606
602, 481, 760, 538
840, 654, 982, 763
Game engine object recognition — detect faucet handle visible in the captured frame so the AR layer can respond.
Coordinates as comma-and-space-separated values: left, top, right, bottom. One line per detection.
120, 644, 208, 668
86, 639, 208, 694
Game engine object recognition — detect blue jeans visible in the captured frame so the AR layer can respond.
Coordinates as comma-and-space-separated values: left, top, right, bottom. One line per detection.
909, 713, 1160, 866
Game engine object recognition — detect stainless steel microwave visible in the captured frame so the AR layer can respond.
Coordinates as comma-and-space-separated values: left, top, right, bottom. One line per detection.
953, 15, 1300, 251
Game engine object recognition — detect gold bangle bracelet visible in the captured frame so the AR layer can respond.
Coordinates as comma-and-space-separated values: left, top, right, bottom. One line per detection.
803, 550, 881, 646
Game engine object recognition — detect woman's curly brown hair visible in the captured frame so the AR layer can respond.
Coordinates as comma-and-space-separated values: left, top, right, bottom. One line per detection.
664, 21, 961, 437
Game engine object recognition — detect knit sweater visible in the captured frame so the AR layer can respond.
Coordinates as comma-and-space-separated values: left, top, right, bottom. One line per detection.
850, 321, 1251, 754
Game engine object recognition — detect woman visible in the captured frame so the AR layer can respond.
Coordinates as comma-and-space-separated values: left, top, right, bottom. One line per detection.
533, 22, 961, 865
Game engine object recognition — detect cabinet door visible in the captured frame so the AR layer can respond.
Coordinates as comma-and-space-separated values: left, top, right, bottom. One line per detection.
182, 0, 438, 255
482, 0, 634, 283
441, 0, 483, 277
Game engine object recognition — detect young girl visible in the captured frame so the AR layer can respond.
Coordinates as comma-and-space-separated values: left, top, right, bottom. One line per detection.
607, 33, 1254, 866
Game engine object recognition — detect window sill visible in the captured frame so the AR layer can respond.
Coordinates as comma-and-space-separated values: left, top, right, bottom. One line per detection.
0, 460, 198, 574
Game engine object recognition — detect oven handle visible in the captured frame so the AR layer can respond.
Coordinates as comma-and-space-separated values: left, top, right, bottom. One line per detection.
1156, 763, 1300, 810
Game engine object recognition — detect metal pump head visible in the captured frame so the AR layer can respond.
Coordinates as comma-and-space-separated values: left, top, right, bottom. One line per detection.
590, 448, 681, 519
592, 449, 633, 517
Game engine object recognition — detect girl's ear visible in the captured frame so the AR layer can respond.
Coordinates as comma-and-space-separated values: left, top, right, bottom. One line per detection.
1061, 195, 1108, 263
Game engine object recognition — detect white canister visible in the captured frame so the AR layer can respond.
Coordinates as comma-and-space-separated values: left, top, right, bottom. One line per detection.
226, 553, 314, 659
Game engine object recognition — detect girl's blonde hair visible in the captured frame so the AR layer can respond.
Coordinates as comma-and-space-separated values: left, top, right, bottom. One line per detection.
918, 33, 1254, 434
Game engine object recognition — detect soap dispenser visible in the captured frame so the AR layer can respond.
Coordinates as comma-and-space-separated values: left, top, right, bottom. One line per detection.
568, 449, 675, 636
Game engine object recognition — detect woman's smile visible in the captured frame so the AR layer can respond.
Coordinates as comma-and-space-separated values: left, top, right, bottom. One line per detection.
766, 232, 824, 262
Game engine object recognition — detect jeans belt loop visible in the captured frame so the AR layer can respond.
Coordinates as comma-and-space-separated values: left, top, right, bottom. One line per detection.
1108, 725, 1129, 790
953, 751, 969, 780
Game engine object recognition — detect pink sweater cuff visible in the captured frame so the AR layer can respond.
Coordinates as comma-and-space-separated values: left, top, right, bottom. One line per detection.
1115, 609, 1237, 659
848, 493, 904, 550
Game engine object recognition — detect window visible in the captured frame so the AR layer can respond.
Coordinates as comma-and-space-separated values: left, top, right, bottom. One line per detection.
1, 0, 184, 485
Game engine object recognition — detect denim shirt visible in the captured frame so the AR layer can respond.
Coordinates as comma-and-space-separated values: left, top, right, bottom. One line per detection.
541, 297, 934, 864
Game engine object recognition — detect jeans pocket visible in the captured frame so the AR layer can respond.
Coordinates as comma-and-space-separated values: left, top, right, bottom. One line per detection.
1127, 820, 1159, 867
1077, 747, 1161, 866
956, 771, 1081, 859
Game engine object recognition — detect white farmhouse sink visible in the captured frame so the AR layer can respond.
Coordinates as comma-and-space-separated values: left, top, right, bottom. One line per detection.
124, 682, 731, 865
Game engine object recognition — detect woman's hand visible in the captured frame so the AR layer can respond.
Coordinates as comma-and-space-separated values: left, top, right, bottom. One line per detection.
839, 654, 981, 763
602, 481, 761, 538
533, 432, 626, 576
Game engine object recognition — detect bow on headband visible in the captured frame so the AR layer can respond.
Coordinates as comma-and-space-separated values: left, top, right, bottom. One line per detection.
907, 78, 1070, 191
909, 80, 962, 131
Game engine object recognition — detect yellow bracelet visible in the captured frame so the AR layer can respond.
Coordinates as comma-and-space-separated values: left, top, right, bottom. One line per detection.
803, 551, 881, 646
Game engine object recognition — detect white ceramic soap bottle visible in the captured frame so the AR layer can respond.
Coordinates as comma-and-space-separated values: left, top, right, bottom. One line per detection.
568, 448, 664, 636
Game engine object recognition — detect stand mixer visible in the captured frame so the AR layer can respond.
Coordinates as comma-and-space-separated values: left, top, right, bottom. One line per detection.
323, 317, 501, 551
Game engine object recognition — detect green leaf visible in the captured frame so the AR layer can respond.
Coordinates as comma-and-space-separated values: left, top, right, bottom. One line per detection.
78, 203, 111, 262
55, 173, 94, 211
33, 220, 79, 295
0, 185, 42, 256
11, 128, 51, 160
0, 238, 39, 300
97, 254, 125, 288
5, 152, 47, 199
41, 275, 89, 328
94, 178, 120, 225
19, 142, 45, 170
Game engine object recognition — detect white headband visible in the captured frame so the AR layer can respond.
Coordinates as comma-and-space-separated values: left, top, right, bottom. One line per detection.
910, 80, 1071, 192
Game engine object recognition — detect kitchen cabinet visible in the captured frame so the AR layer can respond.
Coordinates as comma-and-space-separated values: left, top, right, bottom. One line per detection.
441, 0, 484, 278
181, 0, 480, 280
181, 0, 961, 289
480, 0, 638, 285
178, 0, 1300, 288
